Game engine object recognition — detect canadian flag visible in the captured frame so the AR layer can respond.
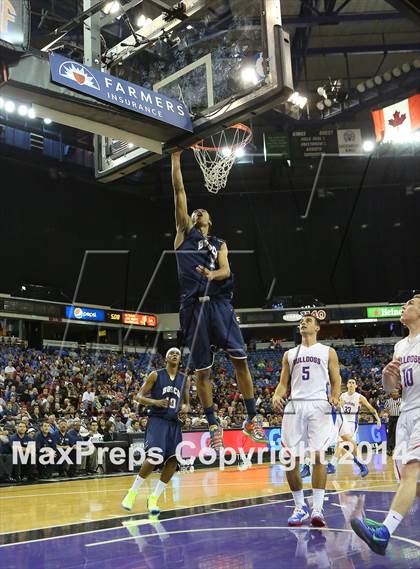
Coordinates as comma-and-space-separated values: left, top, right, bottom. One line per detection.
371, 94, 420, 142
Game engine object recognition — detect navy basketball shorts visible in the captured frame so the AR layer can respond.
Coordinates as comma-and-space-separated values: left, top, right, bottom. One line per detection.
144, 416, 183, 462
179, 297, 246, 371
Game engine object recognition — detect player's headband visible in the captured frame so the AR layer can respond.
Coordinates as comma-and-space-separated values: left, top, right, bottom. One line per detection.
166, 348, 181, 359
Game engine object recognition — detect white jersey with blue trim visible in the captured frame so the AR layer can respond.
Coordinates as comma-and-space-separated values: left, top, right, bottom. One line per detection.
341, 392, 362, 424
394, 334, 420, 413
287, 342, 330, 401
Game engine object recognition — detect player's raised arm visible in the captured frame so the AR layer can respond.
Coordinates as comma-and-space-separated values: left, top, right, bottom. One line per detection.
327, 348, 341, 407
272, 352, 290, 412
359, 395, 381, 428
171, 152, 193, 243
137, 371, 169, 408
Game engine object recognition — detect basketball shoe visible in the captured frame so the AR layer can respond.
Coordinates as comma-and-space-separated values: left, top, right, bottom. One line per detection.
209, 423, 224, 451
288, 505, 310, 527
147, 494, 160, 516
350, 518, 390, 555
242, 417, 268, 443
121, 489, 138, 511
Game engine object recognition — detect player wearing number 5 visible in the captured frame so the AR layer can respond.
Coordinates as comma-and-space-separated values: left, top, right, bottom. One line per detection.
122, 348, 190, 515
351, 295, 420, 555
272, 315, 341, 528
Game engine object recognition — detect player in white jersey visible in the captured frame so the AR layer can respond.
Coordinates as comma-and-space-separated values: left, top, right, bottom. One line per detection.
273, 315, 340, 528
328, 378, 381, 476
351, 294, 420, 556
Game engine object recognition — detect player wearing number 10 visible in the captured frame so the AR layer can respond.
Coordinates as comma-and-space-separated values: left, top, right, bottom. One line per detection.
121, 347, 189, 515
351, 295, 420, 555
272, 315, 341, 528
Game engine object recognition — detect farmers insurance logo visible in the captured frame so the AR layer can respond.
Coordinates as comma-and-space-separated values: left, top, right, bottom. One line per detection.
58, 61, 100, 91
0, 0, 16, 34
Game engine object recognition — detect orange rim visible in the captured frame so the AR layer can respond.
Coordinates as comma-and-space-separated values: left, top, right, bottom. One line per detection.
191, 123, 252, 152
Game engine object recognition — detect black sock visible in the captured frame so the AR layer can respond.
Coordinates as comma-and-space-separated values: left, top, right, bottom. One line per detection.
204, 406, 218, 426
244, 398, 257, 421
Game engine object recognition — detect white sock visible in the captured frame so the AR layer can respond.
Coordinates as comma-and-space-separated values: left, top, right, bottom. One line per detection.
292, 490, 305, 508
312, 488, 325, 511
131, 475, 146, 492
383, 510, 403, 535
153, 480, 167, 498
330, 456, 338, 467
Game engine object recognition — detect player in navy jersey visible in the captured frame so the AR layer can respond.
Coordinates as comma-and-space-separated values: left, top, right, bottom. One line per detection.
171, 151, 267, 450
121, 347, 190, 515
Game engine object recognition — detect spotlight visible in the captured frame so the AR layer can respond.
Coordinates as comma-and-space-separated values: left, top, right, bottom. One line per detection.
18, 104, 28, 117
413, 59, 420, 69
356, 83, 366, 93
186, 24, 193, 30
44, 118, 52, 125
362, 140, 375, 152
392, 67, 401, 78
4, 100, 15, 113
374, 75, 383, 86
28, 108, 36, 119
317, 86, 327, 98
241, 66, 258, 85
316, 101, 325, 111
324, 98, 332, 108
383, 71, 392, 82
401, 63, 411, 73
103, 1, 120, 14
137, 14, 152, 27
365, 78, 374, 89
234, 147, 245, 158
221, 147, 232, 157
288, 92, 308, 109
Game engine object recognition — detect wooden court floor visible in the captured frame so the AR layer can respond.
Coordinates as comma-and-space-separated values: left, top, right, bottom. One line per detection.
0, 455, 398, 535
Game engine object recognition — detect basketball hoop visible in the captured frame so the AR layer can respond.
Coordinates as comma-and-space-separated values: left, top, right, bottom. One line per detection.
191, 123, 252, 194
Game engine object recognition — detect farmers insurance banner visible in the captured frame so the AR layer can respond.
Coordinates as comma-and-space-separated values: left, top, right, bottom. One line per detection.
49, 53, 193, 132
0, 0, 30, 52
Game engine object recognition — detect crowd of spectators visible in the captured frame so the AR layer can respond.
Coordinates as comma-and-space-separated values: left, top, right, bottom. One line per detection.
0, 343, 396, 482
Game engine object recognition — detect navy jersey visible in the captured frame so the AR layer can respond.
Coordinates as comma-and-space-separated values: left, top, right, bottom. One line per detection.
9, 434, 31, 447
148, 368, 187, 421
176, 226, 234, 307
35, 432, 57, 451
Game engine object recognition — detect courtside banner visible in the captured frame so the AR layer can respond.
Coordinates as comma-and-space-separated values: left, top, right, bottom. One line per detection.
49, 53, 193, 132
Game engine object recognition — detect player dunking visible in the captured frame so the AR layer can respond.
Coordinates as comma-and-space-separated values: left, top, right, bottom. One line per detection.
351, 295, 420, 555
171, 151, 266, 448
121, 347, 190, 514
273, 315, 340, 527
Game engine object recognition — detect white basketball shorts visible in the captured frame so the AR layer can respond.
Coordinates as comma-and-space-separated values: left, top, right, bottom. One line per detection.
281, 400, 338, 458
393, 408, 420, 483
338, 412, 357, 441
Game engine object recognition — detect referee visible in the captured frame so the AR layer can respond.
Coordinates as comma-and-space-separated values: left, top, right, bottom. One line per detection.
384, 389, 401, 455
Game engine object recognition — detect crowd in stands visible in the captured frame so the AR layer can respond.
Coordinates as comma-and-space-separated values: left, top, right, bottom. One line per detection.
0, 343, 396, 482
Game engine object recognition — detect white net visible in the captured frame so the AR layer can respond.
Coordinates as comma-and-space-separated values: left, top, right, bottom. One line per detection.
192, 124, 252, 194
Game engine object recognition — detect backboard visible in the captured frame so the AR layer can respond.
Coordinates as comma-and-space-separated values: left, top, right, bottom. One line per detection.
93, 0, 293, 181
